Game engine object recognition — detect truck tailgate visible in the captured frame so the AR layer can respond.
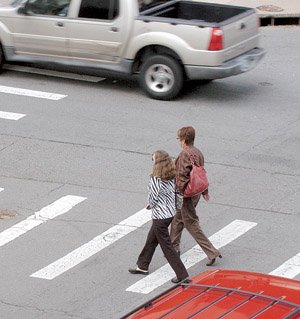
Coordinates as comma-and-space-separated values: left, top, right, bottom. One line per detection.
222, 12, 259, 61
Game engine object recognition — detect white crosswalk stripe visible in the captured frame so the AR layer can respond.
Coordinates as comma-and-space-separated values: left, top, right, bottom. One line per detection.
269, 252, 300, 279
0, 83, 65, 122
126, 219, 257, 294
0, 195, 86, 248
0, 110, 26, 120
0, 85, 67, 100
30, 207, 151, 280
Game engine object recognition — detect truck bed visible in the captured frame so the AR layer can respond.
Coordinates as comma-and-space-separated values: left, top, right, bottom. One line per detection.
140, 0, 255, 26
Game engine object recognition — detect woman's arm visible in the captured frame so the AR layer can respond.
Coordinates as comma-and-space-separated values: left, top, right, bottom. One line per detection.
175, 151, 191, 194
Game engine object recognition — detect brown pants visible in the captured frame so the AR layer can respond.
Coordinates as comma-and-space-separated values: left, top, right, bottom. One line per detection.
137, 217, 189, 280
170, 194, 220, 260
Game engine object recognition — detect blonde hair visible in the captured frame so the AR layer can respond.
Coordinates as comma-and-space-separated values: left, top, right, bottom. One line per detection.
152, 150, 176, 180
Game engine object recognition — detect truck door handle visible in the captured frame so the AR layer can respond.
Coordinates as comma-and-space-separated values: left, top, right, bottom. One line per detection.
56, 21, 64, 27
110, 27, 118, 32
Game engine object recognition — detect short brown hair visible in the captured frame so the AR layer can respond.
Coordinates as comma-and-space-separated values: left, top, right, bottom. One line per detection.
152, 150, 176, 180
177, 126, 195, 146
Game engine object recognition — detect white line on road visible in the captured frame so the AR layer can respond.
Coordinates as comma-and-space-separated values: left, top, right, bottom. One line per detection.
0, 85, 67, 100
0, 188, 3, 192
269, 252, 300, 279
0, 195, 86, 248
30, 208, 151, 280
0, 110, 26, 120
4, 65, 106, 83
126, 219, 257, 294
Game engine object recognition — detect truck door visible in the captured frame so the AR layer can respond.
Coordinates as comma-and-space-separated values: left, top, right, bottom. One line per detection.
11, 0, 70, 58
66, 0, 125, 62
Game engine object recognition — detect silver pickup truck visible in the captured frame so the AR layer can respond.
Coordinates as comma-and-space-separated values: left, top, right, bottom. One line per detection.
0, 0, 266, 100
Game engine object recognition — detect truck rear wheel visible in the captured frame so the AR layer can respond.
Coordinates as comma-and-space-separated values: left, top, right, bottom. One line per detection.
0, 45, 3, 69
139, 55, 183, 100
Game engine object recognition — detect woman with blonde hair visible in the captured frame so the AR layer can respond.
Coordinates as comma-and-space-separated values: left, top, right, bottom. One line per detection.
129, 150, 189, 284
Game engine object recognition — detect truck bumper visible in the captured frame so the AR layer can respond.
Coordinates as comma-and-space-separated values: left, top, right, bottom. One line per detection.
185, 47, 266, 80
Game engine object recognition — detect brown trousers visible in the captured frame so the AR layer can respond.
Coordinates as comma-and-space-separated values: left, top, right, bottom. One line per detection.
137, 217, 189, 280
170, 194, 220, 260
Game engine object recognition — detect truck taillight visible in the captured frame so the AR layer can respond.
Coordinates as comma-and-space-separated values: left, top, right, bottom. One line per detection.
208, 28, 223, 51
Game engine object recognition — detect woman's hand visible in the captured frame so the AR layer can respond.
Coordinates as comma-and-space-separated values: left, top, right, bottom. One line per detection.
203, 193, 210, 201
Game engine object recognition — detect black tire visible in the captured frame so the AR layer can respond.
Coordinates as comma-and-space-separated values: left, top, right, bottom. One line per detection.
139, 55, 183, 100
200, 79, 213, 84
0, 44, 4, 70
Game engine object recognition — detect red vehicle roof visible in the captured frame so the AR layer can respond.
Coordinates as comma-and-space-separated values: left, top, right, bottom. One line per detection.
122, 270, 300, 319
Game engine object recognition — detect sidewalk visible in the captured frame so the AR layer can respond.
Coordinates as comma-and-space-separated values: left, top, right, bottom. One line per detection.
197, 0, 300, 24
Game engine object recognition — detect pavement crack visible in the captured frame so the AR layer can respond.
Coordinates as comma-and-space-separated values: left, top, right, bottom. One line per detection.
0, 174, 146, 195
48, 183, 66, 194
0, 299, 93, 319
0, 141, 17, 153
212, 201, 298, 216
207, 161, 300, 177
0, 132, 150, 156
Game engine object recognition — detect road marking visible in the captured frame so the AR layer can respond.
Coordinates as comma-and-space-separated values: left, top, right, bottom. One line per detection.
0, 85, 67, 100
30, 208, 151, 280
126, 219, 257, 294
0, 110, 26, 120
4, 65, 105, 83
0, 188, 3, 193
0, 195, 86, 248
269, 252, 300, 279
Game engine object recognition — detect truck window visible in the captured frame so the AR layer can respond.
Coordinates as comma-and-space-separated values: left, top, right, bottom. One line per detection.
78, 0, 119, 20
24, 0, 71, 16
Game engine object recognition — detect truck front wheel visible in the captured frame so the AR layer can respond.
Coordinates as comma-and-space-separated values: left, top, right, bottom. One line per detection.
139, 55, 183, 100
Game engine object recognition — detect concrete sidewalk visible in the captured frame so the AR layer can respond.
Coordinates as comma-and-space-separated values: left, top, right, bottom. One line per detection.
196, 0, 300, 23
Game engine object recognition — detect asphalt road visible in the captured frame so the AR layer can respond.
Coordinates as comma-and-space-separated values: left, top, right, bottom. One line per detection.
0, 26, 299, 319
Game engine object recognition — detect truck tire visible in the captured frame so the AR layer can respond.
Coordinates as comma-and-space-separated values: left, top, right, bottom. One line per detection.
139, 55, 183, 100
0, 43, 4, 70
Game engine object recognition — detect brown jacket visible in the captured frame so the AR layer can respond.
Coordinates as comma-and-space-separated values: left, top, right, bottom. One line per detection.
175, 146, 206, 195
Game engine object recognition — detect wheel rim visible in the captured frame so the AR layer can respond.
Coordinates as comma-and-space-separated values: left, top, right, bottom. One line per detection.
145, 64, 175, 93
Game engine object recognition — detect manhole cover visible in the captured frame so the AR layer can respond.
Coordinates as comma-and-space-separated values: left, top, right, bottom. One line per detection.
257, 5, 284, 12
0, 210, 17, 219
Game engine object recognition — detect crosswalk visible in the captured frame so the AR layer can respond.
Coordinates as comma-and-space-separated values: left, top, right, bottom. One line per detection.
0, 83, 67, 121
0, 195, 86, 248
0, 187, 300, 294
0, 73, 299, 295
31, 207, 151, 280
270, 253, 300, 278
0, 110, 26, 120
126, 220, 257, 294
0, 84, 67, 100
0, 66, 104, 121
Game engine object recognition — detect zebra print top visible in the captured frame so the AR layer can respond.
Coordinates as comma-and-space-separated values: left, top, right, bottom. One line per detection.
147, 176, 176, 219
